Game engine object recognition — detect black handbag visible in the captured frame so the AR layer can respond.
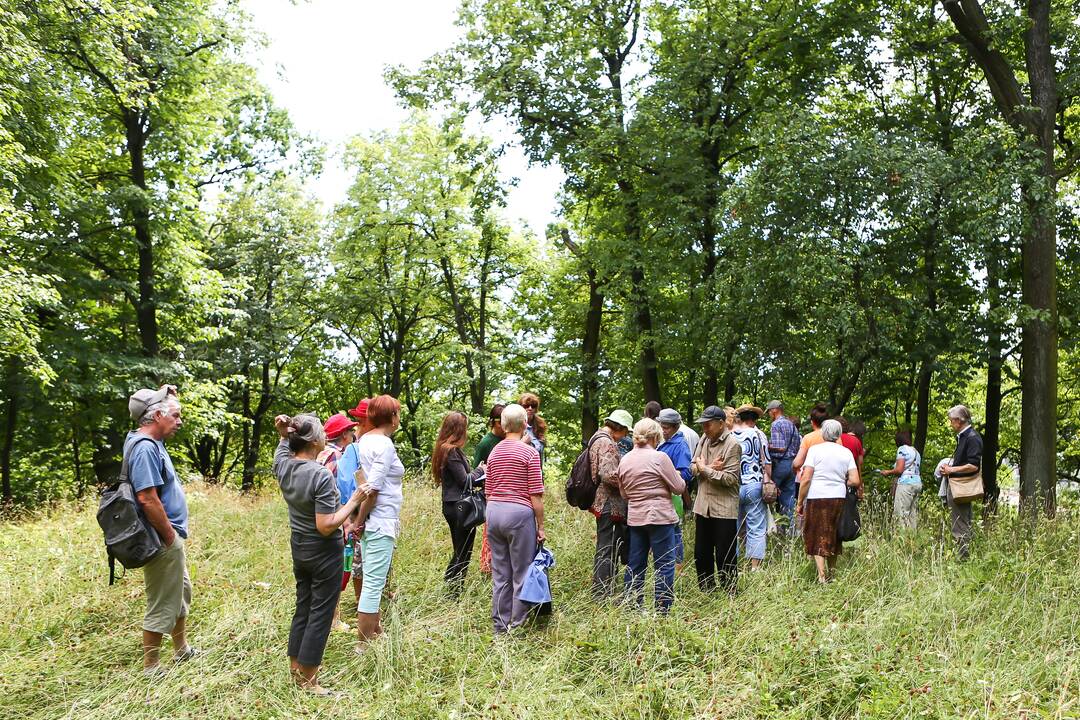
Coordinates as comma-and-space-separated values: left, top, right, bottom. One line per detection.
837, 485, 861, 542
454, 472, 486, 529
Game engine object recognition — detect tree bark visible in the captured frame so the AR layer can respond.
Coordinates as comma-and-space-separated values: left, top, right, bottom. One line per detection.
983, 245, 1004, 513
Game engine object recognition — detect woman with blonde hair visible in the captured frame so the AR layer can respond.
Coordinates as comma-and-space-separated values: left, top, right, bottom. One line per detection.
432, 411, 486, 594
619, 418, 686, 613
518, 392, 548, 463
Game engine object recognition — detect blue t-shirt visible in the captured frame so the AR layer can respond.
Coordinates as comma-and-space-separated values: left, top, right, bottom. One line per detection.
124, 431, 188, 538
337, 441, 361, 506
896, 445, 922, 486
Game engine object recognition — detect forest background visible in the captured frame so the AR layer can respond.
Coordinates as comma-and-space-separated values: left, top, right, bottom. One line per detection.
3, 0, 1080, 518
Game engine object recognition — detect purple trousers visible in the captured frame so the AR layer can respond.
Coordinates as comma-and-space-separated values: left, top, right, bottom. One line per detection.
486, 501, 537, 633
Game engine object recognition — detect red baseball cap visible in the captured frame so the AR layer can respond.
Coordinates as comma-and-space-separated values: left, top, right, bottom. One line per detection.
347, 399, 369, 420
323, 413, 358, 440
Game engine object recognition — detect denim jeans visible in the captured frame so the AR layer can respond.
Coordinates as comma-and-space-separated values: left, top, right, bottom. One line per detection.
624, 523, 678, 613
773, 457, 797, 533
738, 482, 768, 560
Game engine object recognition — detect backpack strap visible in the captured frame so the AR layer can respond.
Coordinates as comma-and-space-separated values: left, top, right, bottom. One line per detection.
120, 435, 162, 487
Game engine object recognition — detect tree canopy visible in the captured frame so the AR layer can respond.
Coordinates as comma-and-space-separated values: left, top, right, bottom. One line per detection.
2, 0, 1078, 518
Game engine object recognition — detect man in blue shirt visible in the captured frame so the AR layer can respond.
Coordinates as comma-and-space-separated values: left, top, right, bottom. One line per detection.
766, 400, 801, 534
657, 409, 693, 570
126, 384, 198, 673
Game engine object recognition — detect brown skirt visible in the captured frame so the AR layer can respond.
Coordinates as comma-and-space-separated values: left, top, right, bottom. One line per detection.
803, 498, 845, 557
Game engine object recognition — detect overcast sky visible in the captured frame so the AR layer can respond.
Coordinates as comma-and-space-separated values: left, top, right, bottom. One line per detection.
241, 0, 564, 238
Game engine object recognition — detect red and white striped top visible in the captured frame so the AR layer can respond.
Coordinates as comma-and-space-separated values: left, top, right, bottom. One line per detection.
485, 438, 544, 507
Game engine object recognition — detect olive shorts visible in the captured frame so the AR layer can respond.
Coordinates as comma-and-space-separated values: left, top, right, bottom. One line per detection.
142, 534, 192, 634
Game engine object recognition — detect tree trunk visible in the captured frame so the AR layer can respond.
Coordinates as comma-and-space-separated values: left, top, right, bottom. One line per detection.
125, 109, 159, 359
561, 229, 602, 446
913, 359, 933, 455
1, 367, 18, 502
944, 0, 1058, 519
242, 360, 273, 492
72, 427, 85, 499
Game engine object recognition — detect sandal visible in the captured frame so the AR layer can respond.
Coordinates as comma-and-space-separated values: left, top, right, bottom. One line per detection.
174, 645, 201, 663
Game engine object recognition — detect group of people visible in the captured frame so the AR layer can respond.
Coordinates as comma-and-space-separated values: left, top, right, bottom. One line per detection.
119, 383, 985, 695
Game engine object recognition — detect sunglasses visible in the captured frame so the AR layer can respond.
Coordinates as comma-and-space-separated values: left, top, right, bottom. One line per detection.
523, 403, 538, 409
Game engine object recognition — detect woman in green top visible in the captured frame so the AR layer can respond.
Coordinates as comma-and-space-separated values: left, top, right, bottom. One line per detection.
473, 403, 506, 466
474, 403, 505, 573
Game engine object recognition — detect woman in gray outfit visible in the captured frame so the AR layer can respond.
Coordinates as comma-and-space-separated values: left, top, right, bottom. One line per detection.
273, 413, 365, 696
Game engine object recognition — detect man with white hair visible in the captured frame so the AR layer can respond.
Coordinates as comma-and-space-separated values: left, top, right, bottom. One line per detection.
125, 384, 198, 672
938, 405, 983, 559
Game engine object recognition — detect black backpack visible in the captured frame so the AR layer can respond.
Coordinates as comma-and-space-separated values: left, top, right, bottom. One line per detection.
565, 433, 606, 510
97, 436, 165, 584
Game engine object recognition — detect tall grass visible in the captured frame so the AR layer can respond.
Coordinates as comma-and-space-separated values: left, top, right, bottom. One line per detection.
0, 480, 1078, 719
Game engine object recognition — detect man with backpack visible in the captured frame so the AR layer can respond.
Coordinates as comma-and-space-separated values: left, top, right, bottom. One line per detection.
125, 384, 199, 673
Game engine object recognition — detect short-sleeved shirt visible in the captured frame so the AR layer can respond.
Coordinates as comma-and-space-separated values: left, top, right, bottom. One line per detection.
473, 432, 502, 466
896, 444, 922, 485
355, 432, 405, 539
125, 431, 188, 538
840, 433, 864, 463
799, 429, 826, 455
731, 427, 772, 484
273, 440, 340, 541
804, 442, 856, 500
485, 438, 543, 508
336, 441, 361, 506
769, 416, 800, 459
952, 427, 983, 478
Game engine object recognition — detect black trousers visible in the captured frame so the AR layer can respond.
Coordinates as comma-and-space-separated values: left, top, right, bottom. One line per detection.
694, 514, 738, 593
592, 513, 630, 599
443, 502, 477, 590
288, 534, 343, 667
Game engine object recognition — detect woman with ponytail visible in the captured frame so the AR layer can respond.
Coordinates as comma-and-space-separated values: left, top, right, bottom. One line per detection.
272, 413, 366, 696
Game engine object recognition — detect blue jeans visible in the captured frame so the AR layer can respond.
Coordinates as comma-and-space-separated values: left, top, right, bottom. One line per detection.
624, 524, 678, 613
738, 482, 768, 560
674, 522, 684, 564
773, 457, 797, 533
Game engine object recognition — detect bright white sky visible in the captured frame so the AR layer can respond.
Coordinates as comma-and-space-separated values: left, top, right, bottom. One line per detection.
241, 0, 565, 238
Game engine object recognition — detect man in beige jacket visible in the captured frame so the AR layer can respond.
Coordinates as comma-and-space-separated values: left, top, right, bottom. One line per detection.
690, 406, 742, 592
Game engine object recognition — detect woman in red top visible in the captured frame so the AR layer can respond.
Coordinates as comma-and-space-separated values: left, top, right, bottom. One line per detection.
484, 403, 545, 634
837, 417, 865, 498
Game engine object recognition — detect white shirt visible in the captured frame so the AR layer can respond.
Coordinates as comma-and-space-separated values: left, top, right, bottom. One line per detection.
677, 425, 700, 457
804, 441, 855, 500
355, 432, 405, 539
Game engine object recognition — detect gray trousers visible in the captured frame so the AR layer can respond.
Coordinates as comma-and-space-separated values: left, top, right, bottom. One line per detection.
486, 501, 538, 633
893, 483, 921, 531
591, 513, 629, 599
945, 485, 973, 558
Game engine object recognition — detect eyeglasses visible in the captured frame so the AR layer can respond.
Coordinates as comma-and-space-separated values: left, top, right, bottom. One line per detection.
523, 403, 538, 409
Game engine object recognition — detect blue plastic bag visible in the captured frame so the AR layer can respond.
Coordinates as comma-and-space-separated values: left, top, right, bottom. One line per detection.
517, 545, 555, 604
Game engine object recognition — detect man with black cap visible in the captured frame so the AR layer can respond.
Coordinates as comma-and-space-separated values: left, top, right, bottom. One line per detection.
125, 384, 198, 673
689, 405, 742, 592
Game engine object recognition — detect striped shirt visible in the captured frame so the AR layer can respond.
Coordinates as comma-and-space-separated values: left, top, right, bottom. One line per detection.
485, 438, 543, 508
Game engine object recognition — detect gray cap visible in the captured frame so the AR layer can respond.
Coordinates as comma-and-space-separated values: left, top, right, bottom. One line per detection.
128, 385, 177, 421
657, 408, 682, 425
695, 405, 727, 424
766, 400, 783, 411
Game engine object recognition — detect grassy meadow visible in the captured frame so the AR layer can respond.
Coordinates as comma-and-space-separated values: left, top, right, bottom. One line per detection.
1, 479, 1078, 719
